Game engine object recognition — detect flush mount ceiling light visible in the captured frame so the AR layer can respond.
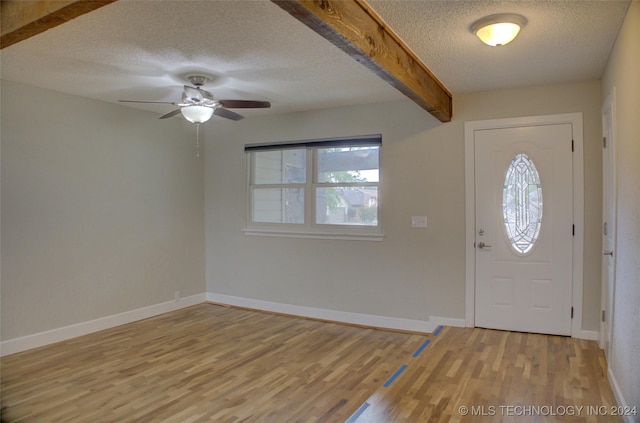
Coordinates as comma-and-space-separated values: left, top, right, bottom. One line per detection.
470, 13, 527, 46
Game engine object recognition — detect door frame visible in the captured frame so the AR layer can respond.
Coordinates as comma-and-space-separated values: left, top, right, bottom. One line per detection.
601, 89, 618, 357
464, 113, 585, 338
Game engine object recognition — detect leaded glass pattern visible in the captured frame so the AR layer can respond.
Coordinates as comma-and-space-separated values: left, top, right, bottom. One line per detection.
503, 153, 543, 254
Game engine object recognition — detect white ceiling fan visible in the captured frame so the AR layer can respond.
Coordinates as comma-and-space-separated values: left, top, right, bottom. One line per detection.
119, 75, 270, 123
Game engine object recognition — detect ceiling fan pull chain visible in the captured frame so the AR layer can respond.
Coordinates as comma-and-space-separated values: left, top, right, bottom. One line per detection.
195, 123, 200, 157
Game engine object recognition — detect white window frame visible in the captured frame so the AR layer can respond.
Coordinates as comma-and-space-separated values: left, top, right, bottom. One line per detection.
244, 135, 383, 241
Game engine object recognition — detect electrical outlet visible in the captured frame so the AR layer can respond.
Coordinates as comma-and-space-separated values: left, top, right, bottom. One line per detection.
174, 290, 180, 302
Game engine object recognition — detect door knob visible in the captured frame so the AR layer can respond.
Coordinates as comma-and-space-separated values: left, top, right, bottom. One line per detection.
478, 241, 492, 249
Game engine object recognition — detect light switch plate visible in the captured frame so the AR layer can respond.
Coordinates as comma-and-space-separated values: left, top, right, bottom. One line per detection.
411, 216, 427, 228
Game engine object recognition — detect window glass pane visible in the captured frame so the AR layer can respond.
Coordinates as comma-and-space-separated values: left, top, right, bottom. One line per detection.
317, 146, 379, 183
253, 149, 306, 184
503, 153, 543, 254
252, 188, 304, 223
316, 186, 378, 226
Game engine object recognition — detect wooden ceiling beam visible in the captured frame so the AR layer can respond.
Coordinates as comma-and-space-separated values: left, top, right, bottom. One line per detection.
1, 0, 117, 50
272, 0, 452, 122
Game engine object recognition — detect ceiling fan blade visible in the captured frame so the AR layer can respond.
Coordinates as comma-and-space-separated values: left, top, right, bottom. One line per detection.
218, 100, 271, 109
159, 109, 183, 119
119, 100, 175, 104
214, 107, 244, 121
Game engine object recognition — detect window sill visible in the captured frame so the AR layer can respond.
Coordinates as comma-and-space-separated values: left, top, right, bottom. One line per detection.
242, 228, 384, 241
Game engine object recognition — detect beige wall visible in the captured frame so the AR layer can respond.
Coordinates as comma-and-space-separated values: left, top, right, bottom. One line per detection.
1, 80, 206, 340
601, 1, 640, 411
1, 77, 605, 344
205, 80, 603, 330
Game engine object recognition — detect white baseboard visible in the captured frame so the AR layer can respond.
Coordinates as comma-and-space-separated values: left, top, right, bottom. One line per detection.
429, 315, 466, 328
608, 367, 636, 423
577, 329, 600, 341
0, 293, 206, 357
207, 292, 437, 333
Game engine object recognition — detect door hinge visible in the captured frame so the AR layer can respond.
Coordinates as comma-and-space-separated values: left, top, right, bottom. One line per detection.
603, 136, 607, 149
604, 222, 608, 236
572, 139, 575, 152
602, 310, 606, 322
573, 224, 575, 236
571, 306, 574, 319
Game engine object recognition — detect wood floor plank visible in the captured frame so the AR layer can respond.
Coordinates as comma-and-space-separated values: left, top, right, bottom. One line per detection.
1, 304, 424, 422
357, 327, 621, 422
1, 305, 621, 422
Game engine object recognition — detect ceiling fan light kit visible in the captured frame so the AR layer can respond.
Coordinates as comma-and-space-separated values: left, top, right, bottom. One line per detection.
470, 13, 527, 46
181, 105, 214, 123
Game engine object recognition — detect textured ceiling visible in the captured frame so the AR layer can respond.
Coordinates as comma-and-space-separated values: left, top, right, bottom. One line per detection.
369, 0, 630, 93
0, 0, 631, 119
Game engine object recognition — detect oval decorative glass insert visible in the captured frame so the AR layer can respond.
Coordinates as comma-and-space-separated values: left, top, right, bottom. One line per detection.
503, 153, 543, 254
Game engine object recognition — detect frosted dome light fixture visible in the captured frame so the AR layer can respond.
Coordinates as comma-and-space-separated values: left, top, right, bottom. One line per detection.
470, 13, 527, 46
181, 105, 214, 123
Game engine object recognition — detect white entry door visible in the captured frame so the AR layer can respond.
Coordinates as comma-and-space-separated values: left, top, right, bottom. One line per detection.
474, 124, 574, 335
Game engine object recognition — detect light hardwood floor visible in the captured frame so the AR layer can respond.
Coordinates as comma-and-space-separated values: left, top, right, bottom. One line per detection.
1, 304, 620, 422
